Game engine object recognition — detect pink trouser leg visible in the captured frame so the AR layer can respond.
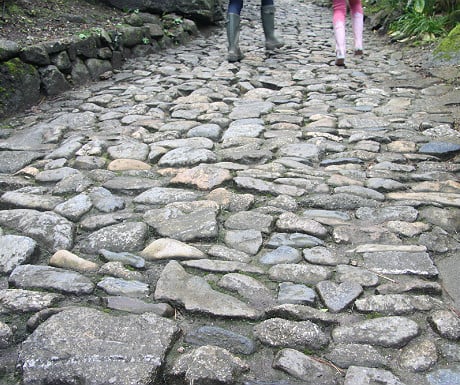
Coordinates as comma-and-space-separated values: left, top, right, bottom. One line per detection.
350, 0, 364, 50
332, 0, 346, 58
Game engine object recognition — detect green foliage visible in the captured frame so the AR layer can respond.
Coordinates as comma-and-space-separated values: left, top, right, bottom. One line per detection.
364, 0, 458, 44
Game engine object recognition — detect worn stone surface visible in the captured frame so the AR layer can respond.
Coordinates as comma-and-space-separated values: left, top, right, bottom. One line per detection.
0, 1, 459, 384
19, 307, 180, 385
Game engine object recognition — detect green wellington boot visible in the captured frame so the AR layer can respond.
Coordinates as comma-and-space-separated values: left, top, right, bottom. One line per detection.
227, 13, 244, 62
261, 5, 284, 50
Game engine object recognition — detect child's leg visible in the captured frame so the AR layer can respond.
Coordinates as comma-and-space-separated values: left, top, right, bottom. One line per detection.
332, 0, 346, 60
349, 0, 363, 52
228, 0, 244, 14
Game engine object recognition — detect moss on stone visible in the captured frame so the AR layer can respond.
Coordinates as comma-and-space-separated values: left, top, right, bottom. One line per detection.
433, 24, 460, 60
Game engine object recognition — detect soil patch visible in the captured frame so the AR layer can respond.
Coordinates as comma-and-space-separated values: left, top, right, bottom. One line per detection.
0, 0, 127, 47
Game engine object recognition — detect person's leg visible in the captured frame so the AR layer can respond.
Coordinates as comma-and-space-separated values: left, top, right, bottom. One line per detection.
349, 0, 364, 54
261, 0, 284, 50
333, 0, 346, 65
228, 0, 243, 15
227, 0, 244, 62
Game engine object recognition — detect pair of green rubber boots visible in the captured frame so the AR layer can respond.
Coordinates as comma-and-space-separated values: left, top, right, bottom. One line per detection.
227, 5, 284, 62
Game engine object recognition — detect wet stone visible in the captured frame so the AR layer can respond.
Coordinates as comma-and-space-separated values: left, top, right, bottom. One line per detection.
253, 317, 329, 350
325, 343, 389, 369
332, 316, 420, 348
9, 265, 94, 295
0, 235, 37, 274
277, 282, 316, 305
184, 326, 256, 355
259, 246, 302, 265
273, 348, 340, 384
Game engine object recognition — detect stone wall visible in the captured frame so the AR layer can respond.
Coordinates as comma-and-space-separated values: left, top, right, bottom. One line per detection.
0, 12, 199, 119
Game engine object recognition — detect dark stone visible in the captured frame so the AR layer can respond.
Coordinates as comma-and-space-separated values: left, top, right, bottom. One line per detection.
38, 65, 71, 96
0, 58, 40, 119
19, 45, 50, 65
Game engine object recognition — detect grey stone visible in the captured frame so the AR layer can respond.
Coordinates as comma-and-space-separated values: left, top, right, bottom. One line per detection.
426, 365, 460, 385
185, 326, 256, 355
218, 272, 276, 310
0, 235, 36, 274
419, 142, 460, 156
183, 259, 264, 275
0, 151, 44, 174
277, 282, 316, 305
103, 296, 174, 316
224, 229, 263, 255
260, 246, 302, 265
303, 246, 349, 266
225, 211, 274, 233
325, 343, 389, 369
269, 263, 332, 285
39, 65, 71, 96
332, 316, 420, 348
355, 294, 442, 315
344, 366, 406, 385
133, 187, 202, 205
362, 251, 439, 277
144, 204, 218, 241
0, 209, 74, 252
79, 222, 148, 254
9, 265, 94, 294
266, 232, 324, 248
400, 339, 438, 372
0, 289, 62, 314
19, 307, 180, 385
154, 261, 259, 319
253, 318, 329, 350
335, 265, 379, 287
53, 193, 93, 221
1, 190, 64, 210
99, 249, 145, 268
316, 280, 363, 312
168, 345, 249, 385
273, 348, 340, 384
0, 321, 12, 348
428, 310, 460, 340
97, 277, 149, 297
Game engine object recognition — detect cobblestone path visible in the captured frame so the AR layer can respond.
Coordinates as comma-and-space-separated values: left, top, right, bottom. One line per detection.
0, 0, 459, 384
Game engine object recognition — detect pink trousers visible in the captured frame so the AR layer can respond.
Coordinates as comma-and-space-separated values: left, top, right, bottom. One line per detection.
333, 0, 363, 58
